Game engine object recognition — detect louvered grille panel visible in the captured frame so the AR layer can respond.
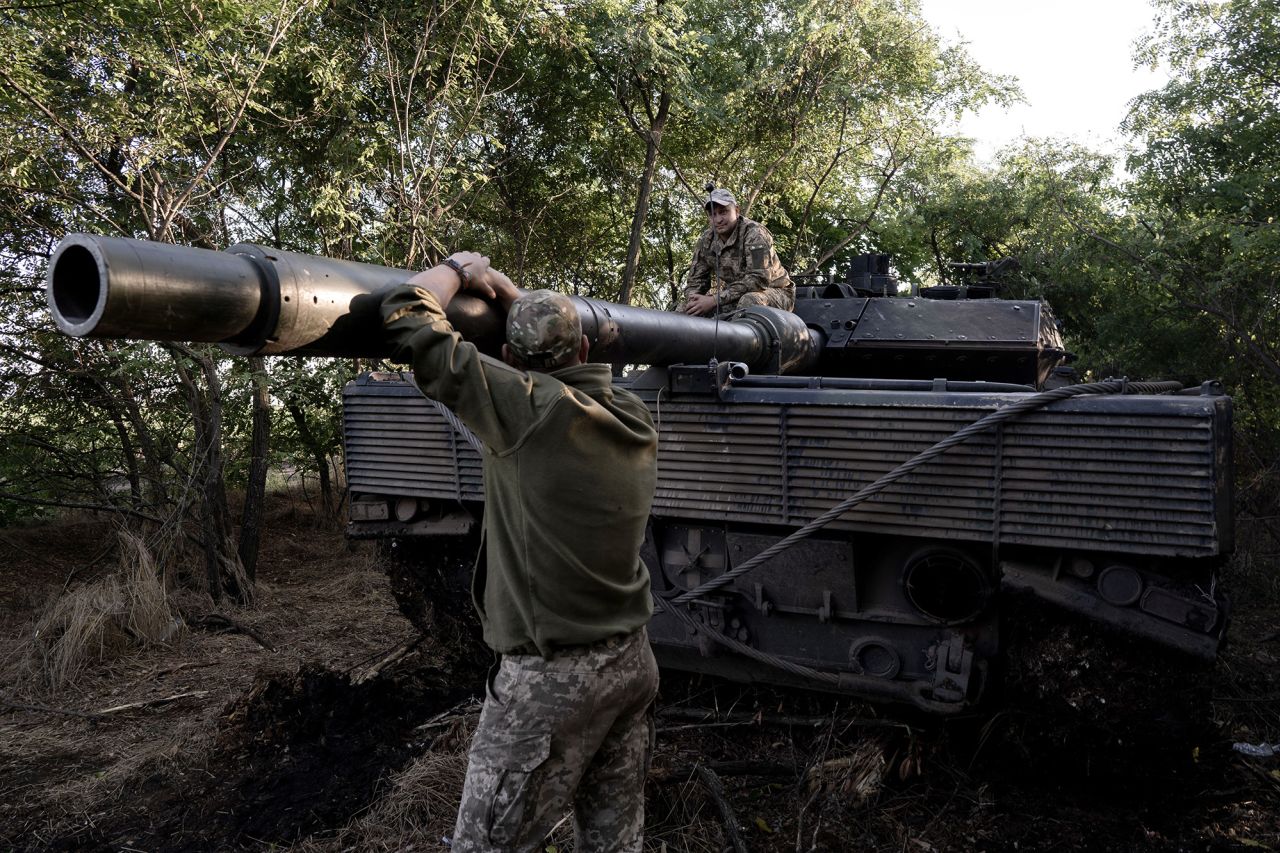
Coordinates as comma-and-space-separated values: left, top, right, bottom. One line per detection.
995, 409, 1218, 552
642, 390, 1225, 557
343, 381, 484, 500
344, 377, 1226, 558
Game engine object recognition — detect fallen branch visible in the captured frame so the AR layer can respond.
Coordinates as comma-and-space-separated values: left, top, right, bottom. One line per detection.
189, 613, 274, 650
352, 636, 423, 684
694, 764, 748, 853
652, 761, 797, 784
703, 759, 797, 778
95, 690, 209, 716
1, 690, 210, 721
414, 697, 483, 731
144, 660, 220, 680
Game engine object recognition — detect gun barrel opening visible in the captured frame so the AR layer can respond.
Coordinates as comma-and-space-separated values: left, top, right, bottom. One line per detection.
49, 242, 106, 334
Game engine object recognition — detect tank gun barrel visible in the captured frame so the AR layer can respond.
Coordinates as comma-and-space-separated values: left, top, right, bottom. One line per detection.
45, 234, 819, 372
571, 294, 817, 374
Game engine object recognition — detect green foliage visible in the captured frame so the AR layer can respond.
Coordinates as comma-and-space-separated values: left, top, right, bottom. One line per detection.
1, 0, 1277, 533
878, 139, 1117, 289
1120, 0, 1280, 389
674, 0, 1016, 279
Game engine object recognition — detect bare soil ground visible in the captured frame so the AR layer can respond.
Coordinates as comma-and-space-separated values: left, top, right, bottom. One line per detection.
2, 493, 1278, 852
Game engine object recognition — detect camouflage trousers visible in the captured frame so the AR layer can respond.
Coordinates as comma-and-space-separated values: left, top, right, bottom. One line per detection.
714, 286, 795, 316
451, 628, 659, 852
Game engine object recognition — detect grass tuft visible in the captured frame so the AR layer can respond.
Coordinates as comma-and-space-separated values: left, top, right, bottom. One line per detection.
14, 529, 183, 693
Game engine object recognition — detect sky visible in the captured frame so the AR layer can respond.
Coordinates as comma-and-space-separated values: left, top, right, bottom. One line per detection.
917, 0, 1169, 163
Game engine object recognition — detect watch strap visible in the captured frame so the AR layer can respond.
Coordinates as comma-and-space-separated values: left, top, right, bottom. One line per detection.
442, 257, 470, 287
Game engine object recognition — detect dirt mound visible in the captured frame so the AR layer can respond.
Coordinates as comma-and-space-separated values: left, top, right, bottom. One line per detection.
205, 663, 472, 845
932, 600, 1251, 851
35, 663, 478, 852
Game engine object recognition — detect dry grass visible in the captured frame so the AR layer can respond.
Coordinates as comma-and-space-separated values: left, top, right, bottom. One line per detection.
643, 775, 727, 853
11, 529, 183, 694
311, 545, 385, 601
296, 716, 476, 852
803, 735, 888, 803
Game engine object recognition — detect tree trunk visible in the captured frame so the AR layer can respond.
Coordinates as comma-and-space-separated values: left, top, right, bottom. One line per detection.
90, 347, 172, 509
285, 398, 334, 518
618, 90, 671, 306
172, 346, 251, 604
237, 357, 270, 584
101, 398, 142, 508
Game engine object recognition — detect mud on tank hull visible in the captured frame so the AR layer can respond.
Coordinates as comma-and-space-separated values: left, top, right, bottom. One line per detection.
344, 366, 1232, 715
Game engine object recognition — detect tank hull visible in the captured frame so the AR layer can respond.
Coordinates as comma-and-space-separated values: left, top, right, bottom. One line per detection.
343, 367, 1231, 712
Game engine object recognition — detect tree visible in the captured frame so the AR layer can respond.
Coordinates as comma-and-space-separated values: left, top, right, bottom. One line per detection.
1119, 0, 1280, 388
0, 0, 328, 601
577, 0, 691, 304
666, 0, 1015, 286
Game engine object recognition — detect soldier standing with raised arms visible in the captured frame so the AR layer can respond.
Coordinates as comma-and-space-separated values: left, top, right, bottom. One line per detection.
681, 186, 795, 316
380, 254, 660, 852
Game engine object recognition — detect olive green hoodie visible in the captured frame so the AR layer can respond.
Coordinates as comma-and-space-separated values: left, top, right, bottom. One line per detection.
382, 286, 657, 656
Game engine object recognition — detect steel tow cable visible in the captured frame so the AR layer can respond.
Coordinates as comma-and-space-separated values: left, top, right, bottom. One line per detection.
415, 368, 1185, 698
403, 374, 485, 453
654, 379, 1183, 697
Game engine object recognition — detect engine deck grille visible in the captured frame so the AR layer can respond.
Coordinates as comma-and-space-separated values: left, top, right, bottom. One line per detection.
343, 374, 1230, 558
639, 390, 1228, 557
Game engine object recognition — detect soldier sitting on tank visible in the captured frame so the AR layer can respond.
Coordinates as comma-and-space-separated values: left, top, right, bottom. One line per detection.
680, 187, 795, 317
381, 257, 660, 852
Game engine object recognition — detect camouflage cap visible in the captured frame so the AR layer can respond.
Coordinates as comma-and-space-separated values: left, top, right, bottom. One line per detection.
704, 187, 737, 210
505, 289, 583, 369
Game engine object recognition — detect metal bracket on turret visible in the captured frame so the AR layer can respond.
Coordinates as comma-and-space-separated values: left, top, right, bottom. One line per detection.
668, 364, 719, 394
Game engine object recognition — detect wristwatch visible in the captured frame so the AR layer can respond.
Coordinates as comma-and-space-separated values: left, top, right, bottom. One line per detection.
442, 257, 470, 288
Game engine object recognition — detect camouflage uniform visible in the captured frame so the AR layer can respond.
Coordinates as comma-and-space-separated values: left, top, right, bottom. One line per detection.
381, 285, 659, 853
452, 628, 659, 852
684, 216, 795, 315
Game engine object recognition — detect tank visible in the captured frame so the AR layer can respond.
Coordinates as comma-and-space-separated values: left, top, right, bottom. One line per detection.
342, 257, 1232, 714
47, 235, 1233, 714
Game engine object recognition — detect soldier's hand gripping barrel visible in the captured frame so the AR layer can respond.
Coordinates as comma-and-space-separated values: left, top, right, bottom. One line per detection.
46, 234, 818, 372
